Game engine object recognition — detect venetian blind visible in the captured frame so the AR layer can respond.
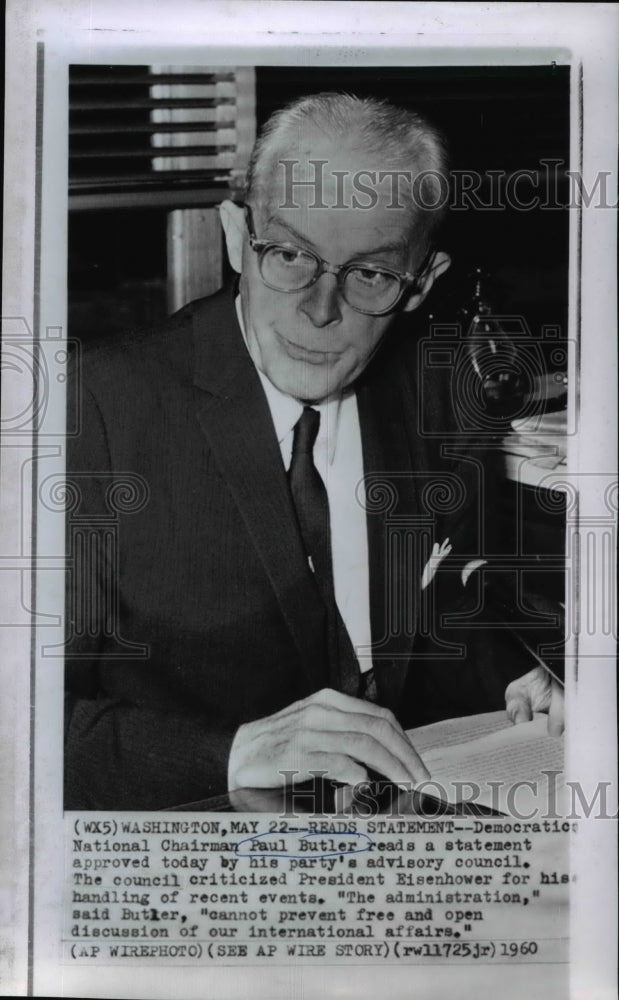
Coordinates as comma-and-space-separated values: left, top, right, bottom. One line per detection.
69, 65, 256, 211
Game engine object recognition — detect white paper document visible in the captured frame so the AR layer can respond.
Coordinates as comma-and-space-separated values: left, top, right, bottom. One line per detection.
408, 713, 564, 814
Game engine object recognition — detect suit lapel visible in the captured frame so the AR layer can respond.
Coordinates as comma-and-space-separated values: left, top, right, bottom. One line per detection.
191, 291, 328, 692
357, 342, 427, 711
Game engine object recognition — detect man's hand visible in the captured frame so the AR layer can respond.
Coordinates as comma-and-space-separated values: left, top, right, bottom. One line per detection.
228, 688, 430, 791
505, 666, 564, 736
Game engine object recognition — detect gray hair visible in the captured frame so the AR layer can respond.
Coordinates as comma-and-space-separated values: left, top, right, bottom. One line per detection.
245, 91, 449, 243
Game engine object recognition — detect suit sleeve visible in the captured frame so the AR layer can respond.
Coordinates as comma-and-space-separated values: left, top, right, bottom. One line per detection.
64, 367, 234, 809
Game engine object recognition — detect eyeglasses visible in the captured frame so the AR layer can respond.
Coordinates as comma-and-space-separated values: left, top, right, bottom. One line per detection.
244, 205, 433, 316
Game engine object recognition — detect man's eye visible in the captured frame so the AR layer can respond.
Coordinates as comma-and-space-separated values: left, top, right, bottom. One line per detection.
271, 247, 306, 267
349, 267, 391, 287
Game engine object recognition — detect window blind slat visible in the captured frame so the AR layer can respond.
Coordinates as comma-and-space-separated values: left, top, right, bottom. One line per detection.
69, 189, 227, 211
71, 171, 230, 189
72, 97, 235, 111
71, 71, 235, 86
71, 146, 233, 160
70, 121, 225, 136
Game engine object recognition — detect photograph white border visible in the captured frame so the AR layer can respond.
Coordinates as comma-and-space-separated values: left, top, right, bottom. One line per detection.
2, 3, 617, 998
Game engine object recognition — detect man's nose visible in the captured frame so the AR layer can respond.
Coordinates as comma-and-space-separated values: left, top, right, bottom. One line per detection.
298, 273, 342, 328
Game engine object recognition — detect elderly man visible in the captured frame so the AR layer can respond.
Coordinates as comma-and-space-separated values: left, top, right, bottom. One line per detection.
64, 92, 559, 809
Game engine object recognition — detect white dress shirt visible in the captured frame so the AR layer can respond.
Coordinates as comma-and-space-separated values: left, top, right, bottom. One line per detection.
235, 300, 373, 671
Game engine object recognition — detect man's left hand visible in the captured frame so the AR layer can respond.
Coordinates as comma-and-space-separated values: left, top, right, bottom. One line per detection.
505, 665, 564, 736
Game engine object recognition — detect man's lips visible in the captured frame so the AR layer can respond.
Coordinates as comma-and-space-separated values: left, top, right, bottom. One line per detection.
276, 331, 338, 365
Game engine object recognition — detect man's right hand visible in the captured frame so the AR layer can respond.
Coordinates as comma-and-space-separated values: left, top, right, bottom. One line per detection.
227, 687, 430, 791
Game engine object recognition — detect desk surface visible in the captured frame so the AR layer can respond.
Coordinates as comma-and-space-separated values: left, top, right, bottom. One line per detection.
167, 780, 504, 816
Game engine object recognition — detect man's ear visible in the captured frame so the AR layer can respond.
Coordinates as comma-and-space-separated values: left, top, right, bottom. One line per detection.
402, 250, 451, 313
219, 199, 246, 274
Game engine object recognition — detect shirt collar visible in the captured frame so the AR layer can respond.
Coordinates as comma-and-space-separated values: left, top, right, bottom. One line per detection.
235, 296, 343, 464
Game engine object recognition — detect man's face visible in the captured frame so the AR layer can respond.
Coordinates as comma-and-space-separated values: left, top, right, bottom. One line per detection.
224, 140, 443, 403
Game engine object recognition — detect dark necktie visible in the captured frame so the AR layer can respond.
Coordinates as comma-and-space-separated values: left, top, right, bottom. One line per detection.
288, 406, 362, 697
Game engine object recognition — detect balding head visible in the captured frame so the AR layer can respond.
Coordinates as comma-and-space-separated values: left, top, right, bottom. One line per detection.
245, 91, 449, 248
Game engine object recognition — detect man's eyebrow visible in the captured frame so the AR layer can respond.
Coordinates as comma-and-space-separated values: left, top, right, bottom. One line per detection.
263, 213, 411, 260
262, 213, 319, 249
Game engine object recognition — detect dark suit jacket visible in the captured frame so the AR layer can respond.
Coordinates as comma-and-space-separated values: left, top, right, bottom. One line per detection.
64, 288, 526, 809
